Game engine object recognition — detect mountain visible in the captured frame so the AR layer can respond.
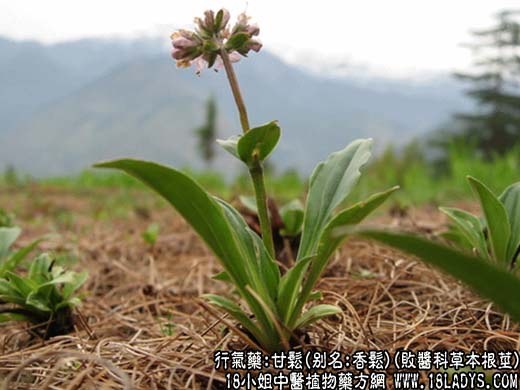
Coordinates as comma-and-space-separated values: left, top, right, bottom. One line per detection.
0, 36, 469, 176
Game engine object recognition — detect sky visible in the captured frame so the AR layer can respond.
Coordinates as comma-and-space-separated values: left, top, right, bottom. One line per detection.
0, 0, 519, 78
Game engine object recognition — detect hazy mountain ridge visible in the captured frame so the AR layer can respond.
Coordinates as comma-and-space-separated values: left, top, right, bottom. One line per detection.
0, 36, 469, 176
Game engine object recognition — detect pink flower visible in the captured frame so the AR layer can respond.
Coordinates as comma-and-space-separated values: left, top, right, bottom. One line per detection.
170, 9, 261, 73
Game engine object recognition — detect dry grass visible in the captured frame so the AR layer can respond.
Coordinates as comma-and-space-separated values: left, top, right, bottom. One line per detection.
0, 186, 518, 389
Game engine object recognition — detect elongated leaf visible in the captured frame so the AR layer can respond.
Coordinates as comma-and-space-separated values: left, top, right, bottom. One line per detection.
237, 121, 281, 165
4, 238, 43, 273
298, 139, 372, 259
499, 182, 520, 263
248, 229, 280, 301
356, 229, 520, 323
95, 159, 278, 341
439, 207, 489, 259
0, 312, 33, 323
212, 271, 231, 283
294, 304, 341, 329
0, 279, 25, 305
280, 200, 304, 237
289, 186, 398, 327
0, 227, 21, 258
25, 292, 51, 312
468, 176, 510, 265
28, 254, 53, 285
216, 136, 240, 159
277, 256, 313, 324
203, 294, 270, 349
94, 159, 249, 287
215, 198, 278, 304
5, 272, 37, 297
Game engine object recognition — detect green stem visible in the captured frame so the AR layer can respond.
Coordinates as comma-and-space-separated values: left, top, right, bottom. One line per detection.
220, 49, 275, 258
250, 162, 276, 257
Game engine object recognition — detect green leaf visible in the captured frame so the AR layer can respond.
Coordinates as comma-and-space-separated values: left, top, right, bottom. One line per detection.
94, 159, 250, 288
439, 207, 489, 259
0, 312, 33, 323
212, 271, 231, 283
28, 254, 53, 284
237, 121, 281, 165
142, 223, 160, 245
306, 291, 323, 302
5, 272, 37, 297
25, 292, 51, 312
277, 256, 313, 324
280, 200, 304, 237
0, 227, 21, 258
0, 279, 25, 305
289, 186, 398, 327
356, 229, 520, 323
298, 139, 373, 259
62, 271, 88, 299
467, 176, 511, 265
216, 136, 240, 159
203, 294, 270, 349
215, 198, 275, 303
294, 304, 342, 329
499, 182, 520, 263
95, 159, 278, 342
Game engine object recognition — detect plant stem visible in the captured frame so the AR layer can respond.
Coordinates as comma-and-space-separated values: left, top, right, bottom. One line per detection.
220, 49, 251, 133
250, 162, 276, 257
220, 48, 276, 258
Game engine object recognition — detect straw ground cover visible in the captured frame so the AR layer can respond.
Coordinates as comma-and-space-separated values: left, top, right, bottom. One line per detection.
0, 186, 518, 389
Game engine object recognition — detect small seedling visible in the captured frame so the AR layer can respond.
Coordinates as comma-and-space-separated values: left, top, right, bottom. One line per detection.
0, 227, 87, 338
142, 223, 160, 246
95, 9, 397, 352
157, 313, 175, 336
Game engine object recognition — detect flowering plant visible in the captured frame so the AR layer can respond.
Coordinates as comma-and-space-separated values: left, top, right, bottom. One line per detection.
96, 9, 397, 352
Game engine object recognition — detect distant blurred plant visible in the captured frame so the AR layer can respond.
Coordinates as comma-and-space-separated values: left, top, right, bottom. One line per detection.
96, 8, 397, 352
196, 96, 218, 166
142, 223, 160, 246
0, 227, 87, 338
3, 164, 19, 187
440, 177, 520, 269
0, 209, 14, 228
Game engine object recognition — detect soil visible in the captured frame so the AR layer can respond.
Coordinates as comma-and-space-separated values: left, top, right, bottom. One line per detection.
0, 186, 517, 389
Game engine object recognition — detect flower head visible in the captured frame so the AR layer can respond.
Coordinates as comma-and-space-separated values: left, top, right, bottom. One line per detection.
170, 9, 262, 73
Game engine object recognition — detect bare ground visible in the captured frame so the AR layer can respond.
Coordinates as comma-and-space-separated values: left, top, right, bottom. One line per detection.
0, 186, 518, 389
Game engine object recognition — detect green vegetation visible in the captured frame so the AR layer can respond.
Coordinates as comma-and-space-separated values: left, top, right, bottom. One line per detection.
440, 178, 520, 268
0, 227, 87, 338
142, 223, 160, 246
195, 96, 218, 166
95, 9, 397, 352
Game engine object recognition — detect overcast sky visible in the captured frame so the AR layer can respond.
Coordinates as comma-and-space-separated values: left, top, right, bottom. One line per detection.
1, 1, 518, 77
